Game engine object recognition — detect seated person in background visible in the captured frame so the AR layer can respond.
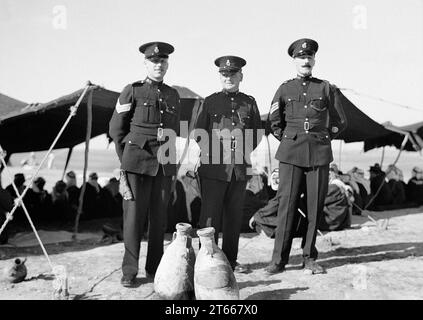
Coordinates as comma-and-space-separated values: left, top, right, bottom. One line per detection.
6, 173, 26, 198
348, 166, 371, 212
329, 169, 354, 204
51, 180, 71, 221
250, 167, 351, 237
65, 171, 80, 219
330, 163, 343, 175
0, 185, 14, 244
386, 164, 407, 206
103, 177, 123, 218
81, 172, 108, 220
25, 176, 52, 223
241, 175, 268, 233
368, 163, 393, 210
321, 171, 352, 231
5, 173, 27, 225
407, 166, 423, 205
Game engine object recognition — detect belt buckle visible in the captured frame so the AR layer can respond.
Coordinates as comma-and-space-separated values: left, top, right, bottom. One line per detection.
157, 127, 164, 140
304, 121, 310, 131
231, 140, 237, 150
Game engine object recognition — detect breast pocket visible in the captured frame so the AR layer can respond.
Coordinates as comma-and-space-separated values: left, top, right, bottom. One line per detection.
136, 100, 159, 123
309, 95, 328, 113
236, 107, 251, 128
284, 95, 300, 116
211, 113, 224, 129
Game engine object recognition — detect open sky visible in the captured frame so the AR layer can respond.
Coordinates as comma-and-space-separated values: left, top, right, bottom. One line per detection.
1, 0, 422, 150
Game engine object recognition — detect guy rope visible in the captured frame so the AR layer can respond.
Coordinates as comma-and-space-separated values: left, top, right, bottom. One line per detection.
0, 81, 97, 298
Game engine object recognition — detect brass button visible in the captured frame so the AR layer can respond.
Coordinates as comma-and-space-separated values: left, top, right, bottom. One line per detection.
160, 123, 163, 126
303, 93, 307, 96
305, 131, 309, 134
232, 122, 235, 126
304, 105, 307, 108
302, 82, 306, 86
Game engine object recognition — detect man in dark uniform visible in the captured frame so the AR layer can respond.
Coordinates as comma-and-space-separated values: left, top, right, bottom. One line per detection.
194, 56, 262, 273
266, 38, 347, 274
109, 41, 181, 287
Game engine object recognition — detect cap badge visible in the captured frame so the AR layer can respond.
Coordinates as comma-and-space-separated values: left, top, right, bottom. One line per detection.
154, 46, 159, 53
226, 59, 231, 66
302, 42, 307, 48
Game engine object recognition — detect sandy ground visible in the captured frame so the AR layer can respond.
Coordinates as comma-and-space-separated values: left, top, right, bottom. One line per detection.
1, 207, 423, 300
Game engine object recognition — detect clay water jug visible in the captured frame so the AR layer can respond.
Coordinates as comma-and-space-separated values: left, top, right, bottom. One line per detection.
154, 223, 196, 300
2, 258, 27, 283
194, 227, 239, 300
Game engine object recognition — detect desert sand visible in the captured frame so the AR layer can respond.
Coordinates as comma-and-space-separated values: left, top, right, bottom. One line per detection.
1, 206, 422, 300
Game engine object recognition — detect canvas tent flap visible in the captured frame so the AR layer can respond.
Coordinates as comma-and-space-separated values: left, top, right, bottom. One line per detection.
0, 85, 203, 156
363, 121, 423, 152
0, 87, 118, 154
335, 89, 393, 142
0, 93, 28, 118
259, 89, 395, 144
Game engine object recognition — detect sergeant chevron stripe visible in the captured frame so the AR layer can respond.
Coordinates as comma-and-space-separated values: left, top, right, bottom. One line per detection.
115, 102, 131, 113
270, 101, 279, 114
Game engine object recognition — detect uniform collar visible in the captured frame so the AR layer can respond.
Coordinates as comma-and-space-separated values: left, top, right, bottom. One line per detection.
222, 89, 239, 97
145, 77, 163, 87
296, 74, 312, 80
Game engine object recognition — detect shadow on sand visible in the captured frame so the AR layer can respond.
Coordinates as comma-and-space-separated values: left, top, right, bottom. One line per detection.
244, 241, 423, 271
245, 286, 309, 300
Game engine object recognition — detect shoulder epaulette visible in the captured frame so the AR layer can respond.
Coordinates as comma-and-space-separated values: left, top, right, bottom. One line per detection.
321, 79, 338, 89
241, 93, 256, 102
209, 92, 220, 98
131, 80, 145, 87
281, 78, 295, 85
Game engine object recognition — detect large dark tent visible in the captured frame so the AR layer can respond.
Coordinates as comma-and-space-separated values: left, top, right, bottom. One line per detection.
0, 93, 28, 116
0, 84, 203, 156
260, 89, 394, 144
363, 121, 423, 152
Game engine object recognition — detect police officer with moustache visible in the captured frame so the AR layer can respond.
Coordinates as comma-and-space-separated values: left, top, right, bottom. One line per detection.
109, 42, 181, 287
194, 56, 262, 273
266, 39, 347, 274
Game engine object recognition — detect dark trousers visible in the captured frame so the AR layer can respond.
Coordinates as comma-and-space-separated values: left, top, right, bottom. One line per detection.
199, 175, 247, 267
122, 169, 172, 277
271, 162, 329, 266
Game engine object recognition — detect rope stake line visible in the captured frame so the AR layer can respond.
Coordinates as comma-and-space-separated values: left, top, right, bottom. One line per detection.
73, 88, 93, 237
0, 82, 95, 277
0, 152, 53, 269
339, 88, 423, 113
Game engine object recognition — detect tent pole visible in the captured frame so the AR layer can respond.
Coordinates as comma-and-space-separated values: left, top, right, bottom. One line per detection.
266, 134, 272, 179
392, 134, 409, 164
61, 147, 74, 180
0, 152, 10, 188
338, 140, 342, 170
73, 89, 93, 238
380, 146, 385, 167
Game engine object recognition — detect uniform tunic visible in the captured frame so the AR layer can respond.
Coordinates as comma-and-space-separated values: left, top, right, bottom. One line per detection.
109, 78, 181, 276
268, 76, 347, 265
194, 90, 262, 267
